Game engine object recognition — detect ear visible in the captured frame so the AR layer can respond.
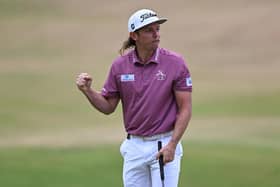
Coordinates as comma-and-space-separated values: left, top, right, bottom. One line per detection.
130, 32, 138, 41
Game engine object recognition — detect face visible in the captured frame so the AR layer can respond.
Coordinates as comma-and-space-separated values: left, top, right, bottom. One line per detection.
131, 22, 161, 51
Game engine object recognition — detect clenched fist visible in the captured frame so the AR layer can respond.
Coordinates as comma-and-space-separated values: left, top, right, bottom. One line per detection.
76, 73, 92, 92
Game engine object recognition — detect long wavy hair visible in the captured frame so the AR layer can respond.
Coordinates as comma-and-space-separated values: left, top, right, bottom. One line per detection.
119, 37, 136, 55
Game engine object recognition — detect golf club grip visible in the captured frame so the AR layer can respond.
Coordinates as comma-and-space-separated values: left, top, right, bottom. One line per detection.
158, 141, 165, 181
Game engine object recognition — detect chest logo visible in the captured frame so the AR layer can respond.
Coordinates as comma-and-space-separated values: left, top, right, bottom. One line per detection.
156, 70, 166, 81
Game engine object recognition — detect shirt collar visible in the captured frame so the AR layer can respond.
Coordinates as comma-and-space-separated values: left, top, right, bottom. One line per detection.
131, 48, 160, 64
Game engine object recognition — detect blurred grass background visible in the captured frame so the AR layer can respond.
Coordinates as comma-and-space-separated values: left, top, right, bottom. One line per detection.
0, 0, 279, 186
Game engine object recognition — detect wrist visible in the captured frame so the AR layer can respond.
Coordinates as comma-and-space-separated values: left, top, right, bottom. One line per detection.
82, 87, 93, 95
168, 139, 178, 149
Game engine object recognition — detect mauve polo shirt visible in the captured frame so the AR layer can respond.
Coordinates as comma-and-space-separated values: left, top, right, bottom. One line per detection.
102, 47, 192, 136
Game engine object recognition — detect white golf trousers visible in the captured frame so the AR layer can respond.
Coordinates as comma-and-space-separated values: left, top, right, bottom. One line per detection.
120, 134, 183, 187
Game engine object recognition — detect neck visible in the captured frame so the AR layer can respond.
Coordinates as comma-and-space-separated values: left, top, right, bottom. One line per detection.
136, 47, 156, 64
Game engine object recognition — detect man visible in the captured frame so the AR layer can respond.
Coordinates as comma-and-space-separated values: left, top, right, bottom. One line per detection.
76, 9, 192, 187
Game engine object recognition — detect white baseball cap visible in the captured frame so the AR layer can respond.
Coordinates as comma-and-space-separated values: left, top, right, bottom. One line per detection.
128, 9, 167, 32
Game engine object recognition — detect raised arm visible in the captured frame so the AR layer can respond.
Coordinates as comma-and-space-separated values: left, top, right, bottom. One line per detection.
76, 73, 120, 115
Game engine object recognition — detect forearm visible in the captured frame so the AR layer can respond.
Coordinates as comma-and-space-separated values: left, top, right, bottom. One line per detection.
169, 108, 192, 147
82, 88, 116, 114
160, 106, 192, 163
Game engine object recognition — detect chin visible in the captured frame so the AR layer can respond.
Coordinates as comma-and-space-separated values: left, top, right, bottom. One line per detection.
151, 43, 159, 49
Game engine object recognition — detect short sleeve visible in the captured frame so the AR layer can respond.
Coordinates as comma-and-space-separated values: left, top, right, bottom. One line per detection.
173, 59, 192, 92
101, 65, 120, 98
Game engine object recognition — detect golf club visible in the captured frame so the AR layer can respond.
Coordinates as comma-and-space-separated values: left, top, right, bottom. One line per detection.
158, 141, 165, 187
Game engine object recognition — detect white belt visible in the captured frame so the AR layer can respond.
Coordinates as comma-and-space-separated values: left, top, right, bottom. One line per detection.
127, 131, 173, 141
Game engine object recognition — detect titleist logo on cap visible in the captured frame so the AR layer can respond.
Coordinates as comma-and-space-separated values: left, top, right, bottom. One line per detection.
140, 12, 157, 22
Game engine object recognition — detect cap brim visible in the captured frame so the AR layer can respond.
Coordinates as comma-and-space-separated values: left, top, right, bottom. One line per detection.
155, 18, 168, 24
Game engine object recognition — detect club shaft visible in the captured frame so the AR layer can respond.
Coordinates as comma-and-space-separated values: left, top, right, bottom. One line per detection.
158, 141, 165, 181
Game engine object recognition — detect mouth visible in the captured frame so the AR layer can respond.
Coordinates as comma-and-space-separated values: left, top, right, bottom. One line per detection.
153, 40, 160, 43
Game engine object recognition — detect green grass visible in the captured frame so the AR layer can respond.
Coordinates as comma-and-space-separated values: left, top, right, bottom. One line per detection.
0, 146, 123, 187
183, 142, 280, 187
0, 143, 279, 187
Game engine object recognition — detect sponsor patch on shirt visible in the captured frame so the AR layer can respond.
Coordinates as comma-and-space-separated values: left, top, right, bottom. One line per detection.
186, 77, 192, 86
121, 74, 135, 82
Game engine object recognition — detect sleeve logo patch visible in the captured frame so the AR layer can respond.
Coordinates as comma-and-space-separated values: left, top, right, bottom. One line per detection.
121, 74, 135, 82
186, 77, 192, 86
